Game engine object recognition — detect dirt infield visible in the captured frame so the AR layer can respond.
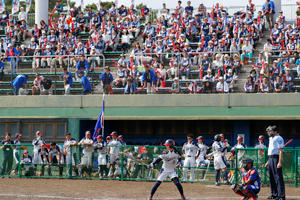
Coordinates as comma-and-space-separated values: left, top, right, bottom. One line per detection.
0, 179, 299, 200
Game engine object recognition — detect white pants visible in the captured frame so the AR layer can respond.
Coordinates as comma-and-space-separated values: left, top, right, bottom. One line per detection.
66, 153, 76, 166
214, 156, 226, 170
81, 152, 92, 166
109, 154, 118, 164
33, 150, 41, 164
64, 84, 71, 95
196, 155, 210, 167
157, 169, 177, 182
183, 156, 196, 181
98, 153, 107, 165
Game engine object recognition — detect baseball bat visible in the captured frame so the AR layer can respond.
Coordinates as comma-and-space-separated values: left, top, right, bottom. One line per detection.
284, 139, 293, 147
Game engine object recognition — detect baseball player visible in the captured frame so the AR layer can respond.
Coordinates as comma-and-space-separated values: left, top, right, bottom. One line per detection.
38, 143, 50, 176
232, 158, 260, 200
107, 131, 122, 177
78, 131, 94, 177
118, 135, 126, 146
13, 133, 23, 174
63, 132, 78, 176
231, 136, 247, 168
255, 135, 267, 169
212, 134, 230, 185
49, 142, 63, 177
94, 135, 108, 178
20, 150, 34, 176
182, 134, 199, 181
255, 135, 267, 149
148, 139, 186, 200
32, 131, 45, 164
196, 136, 210, 167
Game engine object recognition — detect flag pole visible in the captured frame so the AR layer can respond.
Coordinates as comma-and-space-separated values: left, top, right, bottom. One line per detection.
102, 92, 105, 137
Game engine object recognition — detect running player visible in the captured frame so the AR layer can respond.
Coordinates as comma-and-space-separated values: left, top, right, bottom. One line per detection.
148, 139, 186, 200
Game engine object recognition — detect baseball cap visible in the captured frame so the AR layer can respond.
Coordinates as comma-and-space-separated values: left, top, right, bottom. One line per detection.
237, 136, 243, 140
196, 136, 203, 140
31, 38, 35, 42
110, 131, 117, 136
15, 133, 22, 138
258, 135, 264, 140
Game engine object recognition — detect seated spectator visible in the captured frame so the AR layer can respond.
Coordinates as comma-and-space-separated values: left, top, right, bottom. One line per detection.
202, 81, 213, 94
41, 77, 53, 95
32, 73, 43, 95
187, 81, 201, 94
88, 46, 100, 71
78, 71, 92, 95
142, 64, 157, 94
216, 77, 229, 93
260, 77, 271, 93
244, 76, 255, 93
75, 55, 89, 80
41, 45, 54, 70
17, 20, 28, 41
274, 76, 285, 93
62, 68, 73, 95
124, 78, 136, 94
156, 64, 166, 87
6, 44, 19, 74
116, 65, 127, 87
121, 30, 130, 52
100, 66, 114, 94
54, 44, 67, 69
250, 69, 258, 84
167, 55, 179, 79
12, 74, 28, 95
170, 77, 180, 94
224, 69, 237, 92
180, 52, 191, 80
285, 68, 294, 92
203, 69, 215, 82
32, 46, 41, 72
0, 59, 4, 82
241, 39, 253, 64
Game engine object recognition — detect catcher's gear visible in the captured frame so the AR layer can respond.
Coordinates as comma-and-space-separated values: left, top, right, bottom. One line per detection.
242, 158, 254, 170
266, 125, 277, 137
232, 183, 243, 194
164, 139, 175, 148
214, 134, 221, 142
232, 183, 257, 200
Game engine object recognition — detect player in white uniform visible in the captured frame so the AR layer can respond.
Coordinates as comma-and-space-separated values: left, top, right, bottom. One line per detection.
182, 134, 199, 181
78, 131, 94, 177
196, 136, 210, 167
148, 139, 186, 200
212, 134, 230, 185
38, 143, 50, 176
231, 136, 247, 168
255, 135, 267, 171
32, 131, 45, 164
63, 132, 78, 176
94, 135, 108, 177
107, 131, 122, 177
49, 142, 63, 176
13, 133, 22, 174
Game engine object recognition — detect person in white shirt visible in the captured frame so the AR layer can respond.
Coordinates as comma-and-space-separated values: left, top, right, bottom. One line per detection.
107, 131, 122, 177
216, 77, 229, 93
264, 39, 273, 64
241, 39, 253, 64
182, 134, 199, 181
18, 7, 27, 22
32, 131, 45, 164
63, 132, 78, 176
121, 30, 130, 51
78, 131, 94, 177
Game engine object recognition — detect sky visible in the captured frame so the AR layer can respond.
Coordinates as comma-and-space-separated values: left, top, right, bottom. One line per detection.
72, 0, 296, 9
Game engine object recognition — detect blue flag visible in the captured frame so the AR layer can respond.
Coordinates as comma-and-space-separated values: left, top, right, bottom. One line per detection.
93, 98, 104, 139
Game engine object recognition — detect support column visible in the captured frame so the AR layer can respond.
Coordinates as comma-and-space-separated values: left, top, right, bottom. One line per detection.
35, 0, 49, 27
273, 0, 281, 20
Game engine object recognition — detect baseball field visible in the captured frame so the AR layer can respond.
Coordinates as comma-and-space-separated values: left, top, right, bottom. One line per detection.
0, 179, 299, 200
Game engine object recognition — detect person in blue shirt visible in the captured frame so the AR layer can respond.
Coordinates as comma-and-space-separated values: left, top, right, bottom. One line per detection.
62, 68, 73, 95
100, 66, 114, 94
185, 1, 193, 16
78, 71, 92, 95
6, 44, 19, 74
232, 158, 261, 200
55, 2, 63, 13
142, 64, 157, 94
12, 74, 28, 95
265, 125, 285, 200
262, 0, 275, 29
0, 59, 4, 81
75, 54, 89, 80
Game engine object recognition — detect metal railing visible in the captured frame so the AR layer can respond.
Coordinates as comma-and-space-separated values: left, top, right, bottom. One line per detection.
0, 144, 299, 186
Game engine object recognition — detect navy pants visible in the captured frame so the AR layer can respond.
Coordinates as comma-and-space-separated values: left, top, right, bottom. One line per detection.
268, 155, 285, 198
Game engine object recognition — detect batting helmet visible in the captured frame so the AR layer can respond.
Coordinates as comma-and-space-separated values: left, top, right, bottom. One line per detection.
214, 134, 221, 142
242, 158, 254, 170
164, 139, 175, 148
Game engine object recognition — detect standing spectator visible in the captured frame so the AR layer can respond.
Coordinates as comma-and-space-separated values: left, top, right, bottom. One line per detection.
0, 132, 14, 175
6, 44, 19, 74
142, 64, 157, 94
75, 55, 89, 80
121, 30, 130, 52
244, 76, 255, 93
17, 7, 27, 23
100, 66, 114, 94
264, 39, 273, 64
41, 77, 53, 95
62, 68, 73, 95
32, 73, 43, 95
0, 58, 4, 82
32, 46, 41, 72
78, 71, 92, 95
262, 0, 275, 29
12, 74, 27, 95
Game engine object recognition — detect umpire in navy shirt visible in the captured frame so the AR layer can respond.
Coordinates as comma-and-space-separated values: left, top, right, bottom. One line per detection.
265, 125, 285, 200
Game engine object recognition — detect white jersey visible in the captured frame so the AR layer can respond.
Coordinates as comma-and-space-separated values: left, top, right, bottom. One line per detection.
255, 143, 267, 149
197, 142, 208, 158
94, 141, 107, 154
32, 137, 45, 152
79, 138, 94, 154
13, 139, 21, 154
108, 139, 122, 155
64, 138, 77, 154
158, 149, 181, 172
182, 142, 199, 157
212, 141, 224, 158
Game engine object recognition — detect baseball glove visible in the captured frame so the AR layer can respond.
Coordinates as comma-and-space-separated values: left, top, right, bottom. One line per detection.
231, 183, 243, 193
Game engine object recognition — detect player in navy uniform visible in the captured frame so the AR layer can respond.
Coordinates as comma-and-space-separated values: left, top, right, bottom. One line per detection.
265, 125, 285, 200
232, 158, 260, 200
148, 139, 186, 200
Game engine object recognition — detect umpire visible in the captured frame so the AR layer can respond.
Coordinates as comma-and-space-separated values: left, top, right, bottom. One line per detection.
265, 125, 285, 200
